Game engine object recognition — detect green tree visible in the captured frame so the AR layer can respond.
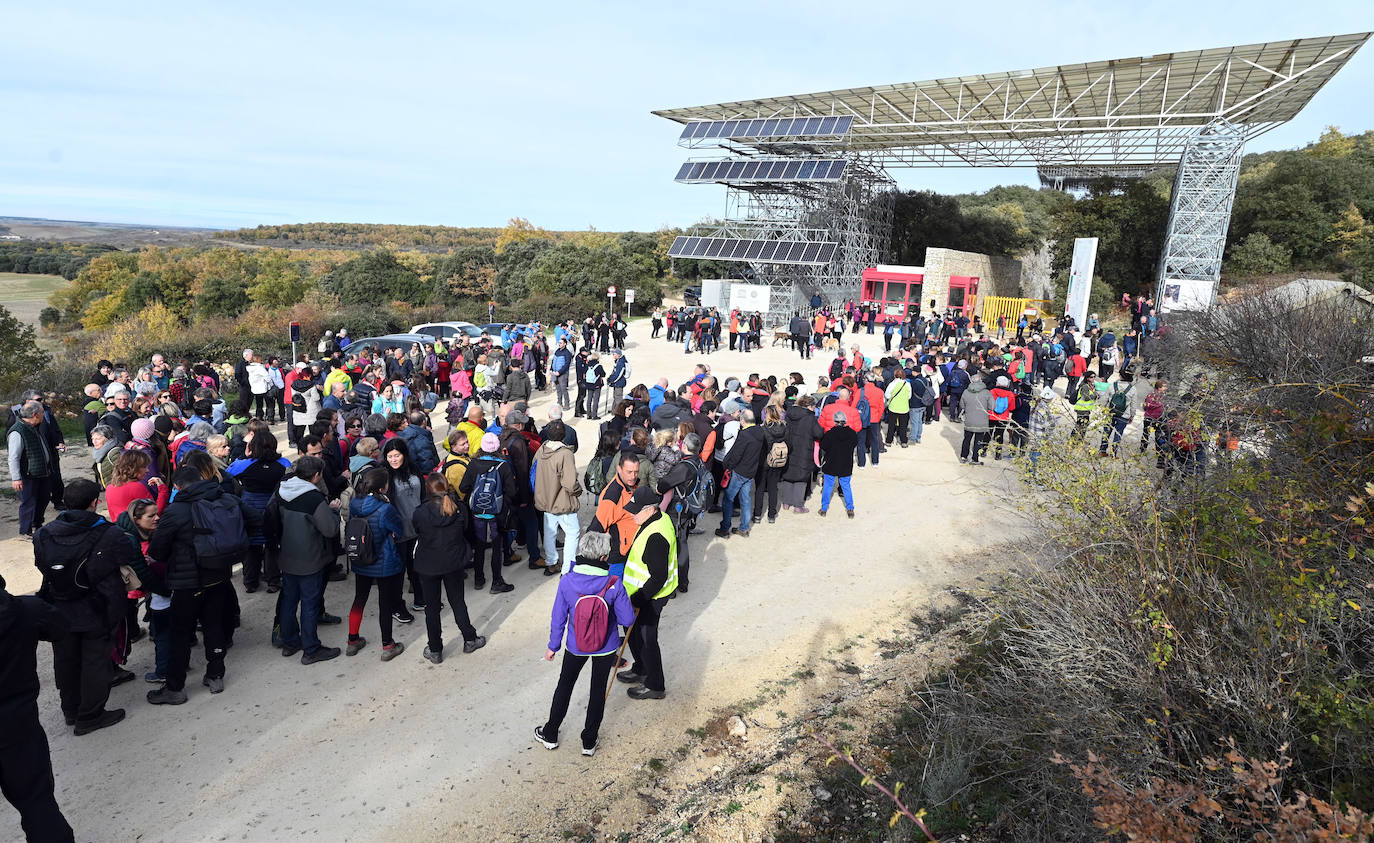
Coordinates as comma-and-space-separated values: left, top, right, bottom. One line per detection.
0, 305, 51, 397
1049, 178, 1169, 298
525, 242, 646, 302
197, 274, 250, 318
245, 250, 311, 308
1225, 233, 1292, 277
493, 238, 555, 304
325, 249, 427, 306
432, 245, 497, 304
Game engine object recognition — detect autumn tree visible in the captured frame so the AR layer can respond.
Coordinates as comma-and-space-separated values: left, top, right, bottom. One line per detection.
494, 217, 552, 254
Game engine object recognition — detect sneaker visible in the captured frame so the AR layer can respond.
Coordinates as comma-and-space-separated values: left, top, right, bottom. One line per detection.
543, 565, 559, 577
281, 643, 301, 658
627, 686, 666, 700
527, 558, 547, 570
143, 671, 166, 684
346, 636, 368, 656
201, 675, 224, 694
318, 613, 342, 625
616, 669, 646, 684
302, 646, 341, 665
74, 708, 126, 736
146, 687, 188, 705
392, 610, 414, 624
411, 601, 426, 612
713, 528, 731, 538
490, 581, 515, 594
472, 578, 486, 590
462, 636, 487, 654
109, 667, 136, 687
959, 458, 969, 464
243, 584, 259, 594
900, 442, 909, 449
737, 530, 751, 538
534, 724, 559, 750
818, 510, 827, 517
327, 568, 348, 582
380, 641, 405, 661
767, 516, 776, 524
847, 510, 855, 519
265, 583, 280, 594
422, 645, 443, 665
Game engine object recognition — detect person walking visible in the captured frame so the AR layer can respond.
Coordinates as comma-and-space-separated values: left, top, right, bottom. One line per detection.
1099, 379, 1137, 456
617, 487, 678, 700
0, 573, 77, 842
345, 469, 408, 661
534, 421, 582, 576
533, 531, 637, 756
959, 378, 992, 465
817, 411, 858, 517
33, 479, 134, 734
412, 474, 486, 663
268, 456, 342, 666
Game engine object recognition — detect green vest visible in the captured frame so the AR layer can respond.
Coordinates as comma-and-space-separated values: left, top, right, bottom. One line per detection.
623, 513, 678, 600
8, 420, 49, 478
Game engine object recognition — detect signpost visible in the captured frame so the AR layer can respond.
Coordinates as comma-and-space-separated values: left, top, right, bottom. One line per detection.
625, 288, 635, 317
289, 320, 301, 365
607, 285, 616, 315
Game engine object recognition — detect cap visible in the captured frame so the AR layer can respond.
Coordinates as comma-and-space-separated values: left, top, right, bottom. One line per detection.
480, 432, 500, 453
294, 361, 308, 371
623, 485, 662, 514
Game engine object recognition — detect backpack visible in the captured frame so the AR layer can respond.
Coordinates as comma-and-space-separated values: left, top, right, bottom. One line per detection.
571, 576, 619, 653
529, 457, 538, 492
675, 456, 712, 517
856, 394, 872, 427
190, 496, 250, 576
291, 389, 307, 413
1109, 386, 1130, 417
37, 529, 105, 602
343, 516, 375, 568
583, 455, 613, 497
469, 458, 505, 519
766, 440, 789, 468
913, 377, 935, 408
993, 394, 1009, 415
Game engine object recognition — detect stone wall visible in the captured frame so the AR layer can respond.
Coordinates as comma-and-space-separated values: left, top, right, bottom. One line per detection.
919, 247, 1024, 315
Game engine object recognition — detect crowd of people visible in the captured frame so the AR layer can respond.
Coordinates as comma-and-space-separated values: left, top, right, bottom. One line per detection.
4, 292, 1203, 840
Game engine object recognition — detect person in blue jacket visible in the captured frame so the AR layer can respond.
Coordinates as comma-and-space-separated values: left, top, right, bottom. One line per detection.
346, 470, 407, 661
534, 531, 636, 757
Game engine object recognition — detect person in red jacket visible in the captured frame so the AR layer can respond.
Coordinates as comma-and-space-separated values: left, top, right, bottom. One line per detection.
1064, 349, 1088, 405
985, 376, 1018, 461
856, 373, 886, 468
819, 388, 862, 433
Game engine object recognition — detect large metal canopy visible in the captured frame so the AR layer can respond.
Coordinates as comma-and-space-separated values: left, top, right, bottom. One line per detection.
653, 32, 1370, 170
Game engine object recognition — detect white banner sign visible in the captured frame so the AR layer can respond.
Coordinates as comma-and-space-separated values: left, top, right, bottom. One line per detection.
1064, 237, 1098, 328
701, 279, 730, 309
625, 289, 635, 304
1159, 279, 1214, 313
728, 283, 771, 314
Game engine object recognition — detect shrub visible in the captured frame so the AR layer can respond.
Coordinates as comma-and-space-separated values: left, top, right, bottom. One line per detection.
1226, 232, 1293, 277
0, 305, 51, 401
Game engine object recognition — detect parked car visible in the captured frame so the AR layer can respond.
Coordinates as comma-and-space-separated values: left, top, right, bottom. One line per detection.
683, 286, 701, 306
410, 321, 484, 343
345, 333, 431, 356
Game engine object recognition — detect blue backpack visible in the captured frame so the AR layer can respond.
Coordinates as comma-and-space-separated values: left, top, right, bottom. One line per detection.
856, 394, 872, 427
469, 457, 505, 519
993, 394, 1009, 415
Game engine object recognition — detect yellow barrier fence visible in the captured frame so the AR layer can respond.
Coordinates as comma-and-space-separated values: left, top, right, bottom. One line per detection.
979, 296, 1052, 329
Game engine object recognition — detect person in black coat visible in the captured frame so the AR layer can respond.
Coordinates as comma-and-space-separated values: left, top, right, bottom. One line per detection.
0, 574, 76, 842
781, 398, 822, 513
32, 479, 135, 735
411, 474, 486, 663
818, 413, 859, 517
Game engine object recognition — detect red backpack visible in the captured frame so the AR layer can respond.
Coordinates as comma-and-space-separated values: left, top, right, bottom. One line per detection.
572, 576, 619, 652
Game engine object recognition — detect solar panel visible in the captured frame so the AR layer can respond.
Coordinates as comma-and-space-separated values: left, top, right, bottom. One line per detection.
726, 161, 748, 180
668, 237, 835, 265
677, 117, 855, 141
674, 158, 849, 182
798, 161, 817, 179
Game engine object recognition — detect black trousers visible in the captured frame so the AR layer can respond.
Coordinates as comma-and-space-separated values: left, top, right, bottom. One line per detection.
985, 419, 1008, 459
167, 581, 233, 692
673, 514, 693, 589
242, 545, 280, 590
885, 411, 909, 444
471, 529, 508, 586
960, 430, 986, 462
419, 571, 477, 652
17, 475, 51, 536
0, 709, 74, 843
52, 628, 113, 723
752, 466, 781, 520
627, 597, 666, 693
543, 651, 615, 749
350, 572, 403, 647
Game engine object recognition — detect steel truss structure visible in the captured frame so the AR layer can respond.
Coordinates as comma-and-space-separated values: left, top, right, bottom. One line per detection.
1157, 121, 1246, 308
655, 33, 1369, 311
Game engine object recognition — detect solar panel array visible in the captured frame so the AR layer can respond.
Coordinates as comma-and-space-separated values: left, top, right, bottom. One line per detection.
674, 159, 847, 183
678, 115, 854, 141
668, 236, 838, 266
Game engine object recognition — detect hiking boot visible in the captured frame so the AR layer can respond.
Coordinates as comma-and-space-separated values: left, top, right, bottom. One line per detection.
109, 667, 135, 687
346, 636, 368, 656
318, 613, 342, 625
202, 675, 224, 694
143, 672, 165, 684
528, 558, 547, 570
678, 583, 688, 594
713, 528, 730, 538
281, 643, 301, 658
847, 510, 856, 519
302, 646, 341, 665
74, 708, 126, 736
462, 636, 487, 654
422, 645, 443, 665
627, 686, 666, 700
616, 669, 646, 684
380, 641, 405, 662
147, 687, 188, 705
392, 610, 414, 624
490, 581, 515, 594
737, 530, 751, 538
505, 553, 523, 565
818, 509, 827, 517
265, 583, 280, 594
543, 565, 560, 577
534, 725, 559, 750
581, 741, 599, 757
731, 527, 742, 535
472, 577, 486, 590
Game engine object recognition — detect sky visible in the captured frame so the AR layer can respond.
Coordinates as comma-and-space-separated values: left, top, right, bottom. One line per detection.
2, 1, 1371, 233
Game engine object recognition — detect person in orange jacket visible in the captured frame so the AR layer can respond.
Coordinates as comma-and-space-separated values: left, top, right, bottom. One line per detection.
984, 375, 1018, 461
819, 388, 863, 433
856, 372, 886, 468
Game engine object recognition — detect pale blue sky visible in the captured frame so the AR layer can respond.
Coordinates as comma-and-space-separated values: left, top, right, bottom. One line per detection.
2, 1, 1370, 232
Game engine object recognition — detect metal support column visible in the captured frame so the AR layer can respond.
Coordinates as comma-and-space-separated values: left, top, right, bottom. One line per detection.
1155, 120, 1245, 311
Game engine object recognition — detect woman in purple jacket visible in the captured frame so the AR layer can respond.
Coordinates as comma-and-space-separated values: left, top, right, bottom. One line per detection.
534, 531, 636, 757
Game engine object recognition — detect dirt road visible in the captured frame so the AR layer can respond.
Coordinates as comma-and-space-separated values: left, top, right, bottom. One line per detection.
0, 316, 1024, 841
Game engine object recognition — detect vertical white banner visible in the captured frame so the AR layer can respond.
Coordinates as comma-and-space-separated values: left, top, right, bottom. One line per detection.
1065, 237, 1098, 328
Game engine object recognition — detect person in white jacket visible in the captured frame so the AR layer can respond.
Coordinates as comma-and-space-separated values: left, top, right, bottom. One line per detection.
246, 356, 272, 422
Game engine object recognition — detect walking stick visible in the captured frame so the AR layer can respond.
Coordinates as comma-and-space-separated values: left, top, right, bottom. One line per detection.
604, 608, 640, 702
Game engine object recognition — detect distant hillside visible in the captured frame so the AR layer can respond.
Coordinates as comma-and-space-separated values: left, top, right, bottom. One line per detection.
217, 221, 636, 252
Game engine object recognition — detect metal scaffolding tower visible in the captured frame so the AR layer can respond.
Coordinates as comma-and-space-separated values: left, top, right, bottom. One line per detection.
1155, 121, 1246, 311
655, 32, 1369, 312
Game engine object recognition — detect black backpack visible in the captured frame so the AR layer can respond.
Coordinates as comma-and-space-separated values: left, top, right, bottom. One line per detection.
190, 496, 250, 577
37, 529, 105, 603
343, 515, 375, 568
674, 456, 713, 518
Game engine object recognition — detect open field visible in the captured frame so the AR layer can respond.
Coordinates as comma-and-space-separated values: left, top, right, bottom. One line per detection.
0, 216, 217, 249
0, 271, 70, 327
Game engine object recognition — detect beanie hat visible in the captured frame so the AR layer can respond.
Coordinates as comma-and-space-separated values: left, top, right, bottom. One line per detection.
152, 415, 174, 435
131, 418, 155, 441
996, 376, 1010, 387
480, 432, 500, 453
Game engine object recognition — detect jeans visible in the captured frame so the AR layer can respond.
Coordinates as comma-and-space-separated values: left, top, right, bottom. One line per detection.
542, 651, 615, 749
543, 511, 580, 572
17, 474, 51, 536
419, 571, 477, 652
856, 424, 881, 466
1100, 415, 1129, 455
52, 629, 113, 722
820, 474, 854, 512
909, 409, 925, 443
167, 581, 233, 692
279, 569, 326, 654
628, 598, 666, 692
719, 472, 754, 533
1, 711, 74, 843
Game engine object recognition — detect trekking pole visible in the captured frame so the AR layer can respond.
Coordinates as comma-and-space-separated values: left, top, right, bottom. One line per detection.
604, 608, 640, 702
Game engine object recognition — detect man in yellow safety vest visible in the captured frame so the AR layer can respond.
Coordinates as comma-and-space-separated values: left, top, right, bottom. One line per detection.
616, 486, 677, 700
